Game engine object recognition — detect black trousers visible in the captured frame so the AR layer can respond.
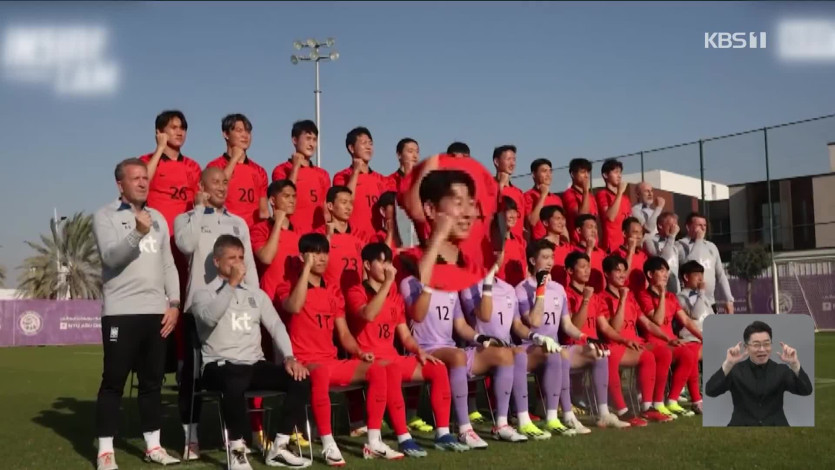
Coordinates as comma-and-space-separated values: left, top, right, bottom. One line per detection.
202, 360, 311, 442
95, 314, 166, 437
179, 314, 202, 424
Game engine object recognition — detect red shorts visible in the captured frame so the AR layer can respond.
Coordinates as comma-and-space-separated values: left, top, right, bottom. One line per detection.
379, 355, 421, 382
305, 359, 365, 386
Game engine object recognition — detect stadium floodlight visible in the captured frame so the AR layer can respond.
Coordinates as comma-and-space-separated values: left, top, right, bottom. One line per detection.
291, 37, 340, 168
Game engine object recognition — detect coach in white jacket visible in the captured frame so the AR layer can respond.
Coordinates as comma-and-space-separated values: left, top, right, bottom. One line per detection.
676, 212, 734, 314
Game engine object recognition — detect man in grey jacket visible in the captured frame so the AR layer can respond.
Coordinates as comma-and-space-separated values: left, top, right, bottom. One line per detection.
92, 158, 181, 470
192, 235, 311, 470
676, 212, 735, 314
643, 211, 682, 294
173, 166, 258, 460
630, 182, 665, 237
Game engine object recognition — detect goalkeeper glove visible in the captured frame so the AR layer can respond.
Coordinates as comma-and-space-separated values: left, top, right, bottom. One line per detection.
530, 333, 560, 353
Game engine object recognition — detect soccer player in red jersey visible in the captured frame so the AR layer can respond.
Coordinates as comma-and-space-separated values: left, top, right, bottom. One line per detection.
370, 191, 402, 251
562, 252, 631, 430
595, 159, 631, 252
206, 114, 269, 229
277, 233, 405, 465
316, 186, 365, 293
254, 180, 300, 289
599, 254, 674, 424
386, 138, 419, 192
333, 127, 389, 237
346, 242, 468, 453
612, 217, 650, 292
493, 145, 526, 240
446, 142, 470, 157
571, 214, 606, 292
524, 158, 563, 241
561, 158, 599, 243
636, 256, 703, 419
489, 197, 527, 286
271, 120, 330, 234
540, 206, 573, 286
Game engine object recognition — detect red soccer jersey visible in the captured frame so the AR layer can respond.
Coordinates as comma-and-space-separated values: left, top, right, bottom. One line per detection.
636, 288, 681, 340
276, 276, 344, 364
315, 225, 365, 293
139, 153, 201, 233
561, 186, 599, 244
500, 184, 526, 239
394, 245, 484, 292
370, 230, 398, 252
599, 288, 642, 342
523, 189, 563, 241
549, 241, 574, 286
571, 244, 607, 292
613, 246, 649, 292
495, 235, 527, 287
345, 281, 404, 360
272, 161, 330, 234
252, 218, 300, 280
386, 169, 406, 193
595, 188, 632, 253
564, 285, 600, 344
207, 154, 268, 229
333, 167, 389, 237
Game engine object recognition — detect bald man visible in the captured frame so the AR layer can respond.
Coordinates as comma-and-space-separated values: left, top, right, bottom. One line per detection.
173, 166, 259, 459
631, 182, 665, 237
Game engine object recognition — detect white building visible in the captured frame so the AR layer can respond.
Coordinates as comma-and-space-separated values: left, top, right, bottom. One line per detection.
592, 169, 729, 201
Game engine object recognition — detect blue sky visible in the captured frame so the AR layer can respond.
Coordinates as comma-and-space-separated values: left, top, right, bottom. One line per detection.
2, 1, 835, 285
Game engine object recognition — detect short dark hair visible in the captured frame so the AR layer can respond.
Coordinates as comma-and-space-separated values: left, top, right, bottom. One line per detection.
575, 213, 597, 230
446, 141, 470, 155
155, 110, 187, 132
679, 260, 705, 282
603, 254, 628, 274
327, 185, 352, 203
743, 320, 772, 343
299, 233, 329, 254
569, 158, 592, 174
686, 212, 707, 226
418, 170, 475, 205
540, 205, 566, 223
396, 138, 417, 155
221, 114, 253, 133
658, 211, 677, 225
346, 126, 372, 150
526, 238, 556, 270
565, 251, 590, 271
361, 242, 393, 263
114, 158, 147, 181
213, 234, 244, 258
643, 256, 670, 277
492, 145, 517, 161
501, 196, 518, 212
621, 216, 641, 233
268, 179, 296, 198
601, 158, 622, 175
291, 119, 318, 138
530, 158, 552, 174
376, 191, 397, 209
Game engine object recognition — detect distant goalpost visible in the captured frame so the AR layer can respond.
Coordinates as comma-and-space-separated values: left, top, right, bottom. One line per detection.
772, 249, 835, 332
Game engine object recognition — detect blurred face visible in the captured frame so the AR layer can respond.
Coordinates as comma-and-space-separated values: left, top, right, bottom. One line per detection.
530, 248, 554, 272
201, 170, 229, 207
638, 183, 653, 204
647, 267, 670, 288
533, 164, 552, 186
578, 219, 598, 244
308, 252, 329, 276
328, 191, 354, 222
659, 214, 678, 236
271, 185, 297, 215
293, 131, 318, 159
687, 216, 708, 239
224, 120, 252, 151
683, 271, 704, 290
494, 150, 517, 174
569, 258, 591, 284
505, 208, 519, 229
365, 256, 390, 283
546, 210, 566, 234
398, 142, 419, 171
214, 246, 244, 278
604, 167, 622, 186
118, 164, 149, 204
746, 332, 772, 365
380, 203, 395, 222
605, 263, 628, 288
424, 183, 473, 240
161, 117, 186, 149
625, 221, 643, 246
349, 133, 374, 162
571, 168, 590, 186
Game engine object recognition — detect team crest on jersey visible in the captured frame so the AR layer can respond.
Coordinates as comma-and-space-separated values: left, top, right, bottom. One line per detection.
448, 293, 456, 305
233, 226, 240, 236
248, 297, 257, 308
506, 296, 513, 309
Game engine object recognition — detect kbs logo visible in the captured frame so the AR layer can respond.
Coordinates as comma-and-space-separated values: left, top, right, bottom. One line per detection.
704, 32, 767, 49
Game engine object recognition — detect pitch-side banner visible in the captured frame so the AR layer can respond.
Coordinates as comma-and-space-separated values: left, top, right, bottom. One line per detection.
728, 276, 835, 330
0, 300, 102, 347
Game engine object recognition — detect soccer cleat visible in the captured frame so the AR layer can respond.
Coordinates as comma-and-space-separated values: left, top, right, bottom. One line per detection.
666, 402, 696, 417
624, 416, 649, 427
434, 433, 470, 452
349, 425, 368, 437
290, 432, 310, 448
679, 386, 690, 403
564, 415, 592, 434
492, 424, 529, 442
321, 444, 345, 467
458, 429, 489, 449
398, 438, 428, 458
543, 419, 577, 436
407, 417, 434, 433
182, 442, 200, 461
596, 414, 631, 429
468, 411, 486, 423
144, 447, 180, 465
363, 441, 405, 460
97, 452, 118, 470
692, 402, 704, 415
641, 409, 673, 423
230, 447, 253, 470
655, 404, 678, 420
518, 422, 552, 440
266, 442, 311, 468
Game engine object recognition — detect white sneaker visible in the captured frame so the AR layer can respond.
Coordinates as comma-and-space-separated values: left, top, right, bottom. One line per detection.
266, 441, 311, 468
491, 425, 528, 442
564, 415, 592, 435
96, 452, 118, 470
458, 429, 489, 449
596, 413, 631, 429
144, 447, 180, 465
182, 442, 200, 461
321, 443, 345, 467
230, 446, 253, 470
363, 441, 405, 460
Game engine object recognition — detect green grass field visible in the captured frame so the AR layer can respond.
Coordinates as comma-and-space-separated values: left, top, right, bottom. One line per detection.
2, 336, 835, 470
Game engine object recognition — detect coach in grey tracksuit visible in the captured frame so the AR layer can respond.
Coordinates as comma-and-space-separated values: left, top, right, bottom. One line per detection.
677, 213, 735, 313
92, 158, 181, 466
191, 235, 310, 468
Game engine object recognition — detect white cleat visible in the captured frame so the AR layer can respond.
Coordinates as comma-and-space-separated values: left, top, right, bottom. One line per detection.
491, 425, 529, 442
458, 428, 489, 449
266, 441, 311, 468
597, 414, 631, 429
182, 443, 200, 461
321, 443, 346, 467
96, 452, 118, 470
564, 415, 592, 435
230, 447, 253, 470
144, 447, 180, 465
363, 441, 405, 460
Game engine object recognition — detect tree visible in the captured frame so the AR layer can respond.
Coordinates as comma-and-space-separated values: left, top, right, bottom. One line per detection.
727, 244, 771, 313
17, 212, 102, 300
